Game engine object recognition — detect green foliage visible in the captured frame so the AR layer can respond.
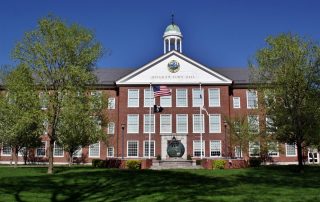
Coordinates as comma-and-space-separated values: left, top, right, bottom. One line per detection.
156, 154, 161, 160
126, 160, 141, 169
213, 160, 226, 169
187, 154, 192, 160
92, 159, 106, 168
249, 157, 262, 167
196, 159, 202, 165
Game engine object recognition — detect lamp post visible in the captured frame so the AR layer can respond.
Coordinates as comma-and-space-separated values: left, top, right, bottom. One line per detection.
223, 120, 228, 158
121, 124, 125, 159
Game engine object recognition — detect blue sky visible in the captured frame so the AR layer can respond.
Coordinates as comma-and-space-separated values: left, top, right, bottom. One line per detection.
1, 0, 320, 69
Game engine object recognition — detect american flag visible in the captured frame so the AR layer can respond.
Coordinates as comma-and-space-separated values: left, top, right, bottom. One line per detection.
153, 85, 171, 97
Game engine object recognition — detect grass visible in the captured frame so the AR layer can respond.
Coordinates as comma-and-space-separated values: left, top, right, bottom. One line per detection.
0, 165, 319, 202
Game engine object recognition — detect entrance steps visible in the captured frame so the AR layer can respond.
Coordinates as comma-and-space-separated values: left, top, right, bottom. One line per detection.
150, 158, 202, 170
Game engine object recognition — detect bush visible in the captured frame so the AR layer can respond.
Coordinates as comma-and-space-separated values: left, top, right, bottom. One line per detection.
126, 160, 141, 169
92, 159, 105, 168
249, 157, 262, 167
156, 154, 161, 160
213, 160, 226, 169
105, 158, 122, 168
196, 159, 202, 165
187, 155, 192, 160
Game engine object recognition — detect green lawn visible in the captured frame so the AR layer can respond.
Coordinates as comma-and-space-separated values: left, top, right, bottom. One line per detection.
0, 166, 319, 202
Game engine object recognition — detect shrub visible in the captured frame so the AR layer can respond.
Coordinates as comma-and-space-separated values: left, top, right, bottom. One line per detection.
156, 154, 161, 160
249, 157, 262, 167
196, 159, 202, 165
105, 158, 122, 168
126, 160, 141, 169
187, 155, 192, 160
213, 160, 226, 169
92, 159, 104, 168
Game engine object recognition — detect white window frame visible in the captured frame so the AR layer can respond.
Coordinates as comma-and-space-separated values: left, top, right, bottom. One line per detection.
176, 114, 188, 133
143, 114, 155, 133
89, 142, 100, 158
144, 88, 155, 107
53, 142, 64, 157
268, 142, 279, 157
176, 89, 188, 107
107, 122, 115, 134
234, 146, 243, 158
286, 143, 297, 156
160, 114, 172, 133
233, 97, 241, 108
160, 90, 172, 107
127, 114, 139, 134
1, 145, 12, 156
18, 147, 27, 157
210, 140, 222, 157
193, 140, 205, 157
193, 114, 205, 133
73, 147, 82, 158
247, 90, 258, 109
107, 147, 114, 157
208, 88, 220, 107
128, 89, 139, 108
192, 89, 204, 107
248, 115, 259, 133
249, 141, 260, 157
108, 97, 116, 109
127, 140, 139, 158
209, 114, 221, 133
143, 140, 155, 157
36, 141, 47, 157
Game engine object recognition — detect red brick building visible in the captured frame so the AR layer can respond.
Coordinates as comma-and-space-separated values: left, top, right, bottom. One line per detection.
1, 22, 319, 165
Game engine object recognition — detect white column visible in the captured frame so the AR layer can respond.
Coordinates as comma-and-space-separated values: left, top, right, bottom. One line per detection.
163, 40, 166, 54
168, 38, 171, 51
175, 38, 177, 50
180, 40, 182, 53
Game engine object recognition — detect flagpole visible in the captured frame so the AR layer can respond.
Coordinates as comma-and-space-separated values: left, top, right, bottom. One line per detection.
149, 83, 152, 159
199, 82, 203, 159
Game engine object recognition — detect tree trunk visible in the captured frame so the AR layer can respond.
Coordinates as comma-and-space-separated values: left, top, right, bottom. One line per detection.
14, 147, 18, 168
297, 141, 304, 173
47, 139, 54, 174
69, 152, 73, 167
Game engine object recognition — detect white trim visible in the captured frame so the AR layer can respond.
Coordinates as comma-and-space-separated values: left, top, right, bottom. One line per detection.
107, 122, 115, 134
160, 114, 172, 133
143, 140, 155, 157
209, 114, 221, 133
210, 140, 222, 157
249, 141, 260, 157
144, 88, 155, 107
89, 142, 100, 158
193, 114, 205, 133
193, 140, 205, 157
127, 89, 139, 108
247, 90, 258, 109
176, 88, 188, 107
1, 145, 12, 156
268, 142, 279, 157
176, 114, 188, 133
127, 140, 139, 158
35, 141, 47, 157
73, 147, 82, 158
143, 114, 155, 133
285, 143, 297, 157
160, 89, 172, 107
53, 142, 64, 157
127, 114, 139, 134
107, 147, 114, 157
233, 97, 241, 108
107, 97, 116, 109
192, 88, 204, 107
208, 88, 220, 107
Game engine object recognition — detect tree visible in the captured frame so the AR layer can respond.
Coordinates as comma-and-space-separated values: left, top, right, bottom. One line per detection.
250, 33, 320, 171
0, 65, 43, 167
13, 15, 104, 174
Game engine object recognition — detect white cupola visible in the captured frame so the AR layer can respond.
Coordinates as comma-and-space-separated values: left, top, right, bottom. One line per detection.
163, 15, 183, 54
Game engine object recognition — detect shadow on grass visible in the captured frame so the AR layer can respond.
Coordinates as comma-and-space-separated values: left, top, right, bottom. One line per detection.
0, 166, 319, 202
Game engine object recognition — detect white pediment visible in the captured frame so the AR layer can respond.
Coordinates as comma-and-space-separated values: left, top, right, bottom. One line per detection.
116, 51, 232, 85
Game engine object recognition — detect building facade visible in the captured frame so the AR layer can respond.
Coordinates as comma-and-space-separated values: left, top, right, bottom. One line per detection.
1, 22, 319, 165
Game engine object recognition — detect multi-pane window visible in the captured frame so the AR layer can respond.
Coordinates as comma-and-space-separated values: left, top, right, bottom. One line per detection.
127, 114, 139, 133
193, 114, 204, 133
176, 114, 188, 133
144, 141, 155, 157
233, 97, 240, 108
247, 90, 258, 109
160, 91, 172, 107
160, 114, 172, 133
144, 114, 155, 133
208, 89, 220, 107
107, 122, 115, 134
144, 89, 155, 107
266, 117, 275, 134
192, 89, 204, 107
73, 147, 82, 157
39, 92, 48, 109
193, 140, 205, 157
249, 141, 260, 157
1, 145, 12, 156
286, 144, 297, 156
209, 114, 221, 133
268, 142, 279, 157
128, 89, 139, 107
18, 147, 27, 157
36, 141, 46, 157
210, 140, 221, 157
54, 142, 64, 157
89, 142, 100, 157
127, 141, 138, 157
107, 147, 114, 157
234, 146, 242, 158
176, 89, 188, 107
108, 97, 115, 109
248, 115, 259, 133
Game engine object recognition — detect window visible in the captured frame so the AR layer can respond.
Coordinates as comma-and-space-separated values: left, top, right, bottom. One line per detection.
209, 89, 220, 107
89, 142, 100, 158
54, 142, 64, 157
176, 89, 188, 107
93, 116, 102, 130
128, 89, 139, 107
107, 147, 114, 157
160, 91, 172, 107
160, 114, 172, 133
249, 141, 260, 157
193, 140, 205, 157
127, 114, 139, 133
233, 97, 240, 108
286, 144, 297, 156
209, 114, 221, 133
1, 145, 12, 156
107, 122, 115, 134
234, 146, 242, 158
144, 114, 155, 133
144, 89, 154, 107
248, 115, 259, 133
266, 117, 275, 134
144, 141, 155, 157
193, 114, 204, 133
127, 141, 138, 157
247, 90, 258, 109
18, 147, 27, 157
36, 141, 46, 157
108, 97, 115, 109
210, 140, 221, 157
73, 147, 82, 157
39, 92, 48, 109
268, 142, 279, 157
176, 114, 188, 133
192, 89, 204, 107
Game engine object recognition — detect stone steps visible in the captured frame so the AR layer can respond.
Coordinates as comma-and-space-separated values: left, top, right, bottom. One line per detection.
150, 159, 202, 170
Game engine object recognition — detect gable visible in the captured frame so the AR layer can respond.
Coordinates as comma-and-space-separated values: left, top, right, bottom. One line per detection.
116, 51, 232, 85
